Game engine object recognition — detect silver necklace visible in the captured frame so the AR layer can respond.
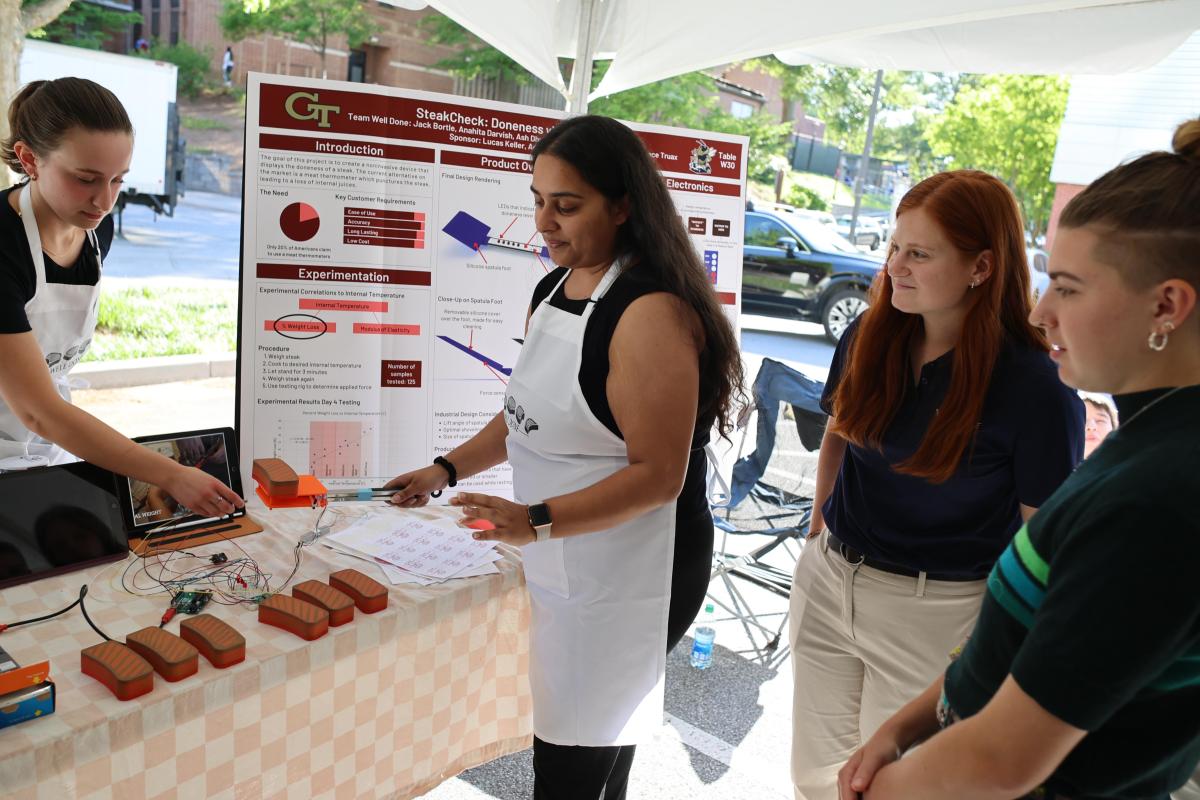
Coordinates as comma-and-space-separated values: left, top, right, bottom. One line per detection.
1117, 385, 1192, 429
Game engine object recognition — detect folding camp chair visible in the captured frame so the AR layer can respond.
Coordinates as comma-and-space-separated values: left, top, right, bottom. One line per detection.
706, 358, 827, 666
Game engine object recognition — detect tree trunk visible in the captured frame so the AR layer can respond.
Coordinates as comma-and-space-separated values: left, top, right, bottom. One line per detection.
319, 19, 327, 80
0, 0, 76, 189
1, 0, 23, 189
22, 0, 74, 30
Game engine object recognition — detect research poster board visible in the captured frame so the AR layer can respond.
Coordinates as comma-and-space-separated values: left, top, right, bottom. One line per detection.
237, 73, 746, 495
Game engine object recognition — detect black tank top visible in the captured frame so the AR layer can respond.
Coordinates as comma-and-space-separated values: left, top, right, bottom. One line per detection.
529, 266, 713, 520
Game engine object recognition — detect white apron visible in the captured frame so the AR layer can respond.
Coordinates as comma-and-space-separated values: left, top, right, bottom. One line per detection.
505, 262, 676, 747
0, 184, 101, 468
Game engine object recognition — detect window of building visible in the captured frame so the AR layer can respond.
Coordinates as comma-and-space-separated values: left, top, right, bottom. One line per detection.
169, 0, 179, 45
150, 0, 160, 39
347, 50, 366, 83
730, 100, 754, 119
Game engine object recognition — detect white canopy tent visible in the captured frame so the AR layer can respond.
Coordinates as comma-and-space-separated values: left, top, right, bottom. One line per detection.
408, 0, 1200, 111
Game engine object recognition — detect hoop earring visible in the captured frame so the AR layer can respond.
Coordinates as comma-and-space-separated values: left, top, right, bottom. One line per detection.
1148, 321, 1175, 352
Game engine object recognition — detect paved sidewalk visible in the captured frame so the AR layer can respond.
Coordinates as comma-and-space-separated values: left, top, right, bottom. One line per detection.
107, 190, 242, 282
73, 377, 236, 437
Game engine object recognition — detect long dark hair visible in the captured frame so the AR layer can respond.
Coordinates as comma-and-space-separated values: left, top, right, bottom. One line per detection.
532, 115, 744, 435
831, 170, 1045, 483
2, 78, 132, 173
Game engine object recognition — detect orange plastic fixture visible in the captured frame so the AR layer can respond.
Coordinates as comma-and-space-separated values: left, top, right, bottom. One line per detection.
254, 474, 328, 510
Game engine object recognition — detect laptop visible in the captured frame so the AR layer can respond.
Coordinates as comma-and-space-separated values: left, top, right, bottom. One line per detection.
121, 427, 262, 554
0, 461, 128, 591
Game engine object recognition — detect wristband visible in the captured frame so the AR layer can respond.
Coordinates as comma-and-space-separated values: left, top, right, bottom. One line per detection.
433, 456, 458, 488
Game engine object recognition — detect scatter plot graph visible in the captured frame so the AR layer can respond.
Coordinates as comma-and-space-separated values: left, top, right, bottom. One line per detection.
308, 421, 375, 478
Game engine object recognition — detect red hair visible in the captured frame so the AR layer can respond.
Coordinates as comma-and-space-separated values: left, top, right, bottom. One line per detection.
830, 170, 1046, 483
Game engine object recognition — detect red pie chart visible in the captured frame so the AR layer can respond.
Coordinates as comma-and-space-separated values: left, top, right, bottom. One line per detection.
280, 202, 320, 242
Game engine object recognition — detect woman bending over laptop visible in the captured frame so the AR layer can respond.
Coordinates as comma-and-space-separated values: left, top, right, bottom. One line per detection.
0, 78, 242, 518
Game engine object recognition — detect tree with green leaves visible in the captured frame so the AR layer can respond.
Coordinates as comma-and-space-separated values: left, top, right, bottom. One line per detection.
588, 62, 715, 129
421, 13, 533, 88
927, 74, 1068, 235
744, 58, 893, 151
32, 1, 140, 50
418, 18, 793, 183
219, 0, 372, 80
1, 0, 77, 188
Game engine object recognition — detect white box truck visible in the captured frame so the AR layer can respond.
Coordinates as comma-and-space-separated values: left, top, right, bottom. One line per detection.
18, 39, 185, 222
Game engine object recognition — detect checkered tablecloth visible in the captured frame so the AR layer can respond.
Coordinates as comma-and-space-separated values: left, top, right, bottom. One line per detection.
0, 502, 532, 799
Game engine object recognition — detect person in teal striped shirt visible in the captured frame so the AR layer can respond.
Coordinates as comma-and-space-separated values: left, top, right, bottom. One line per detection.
834, 117, 1200, 800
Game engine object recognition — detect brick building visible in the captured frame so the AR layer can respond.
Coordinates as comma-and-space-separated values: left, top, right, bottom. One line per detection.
127, 1, 821, 130
132, 0, 467, 95
716, 64, 826, 140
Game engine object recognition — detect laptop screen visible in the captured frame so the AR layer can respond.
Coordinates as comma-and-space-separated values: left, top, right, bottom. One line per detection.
124, 428, 244, 535
0, 461, 127, 590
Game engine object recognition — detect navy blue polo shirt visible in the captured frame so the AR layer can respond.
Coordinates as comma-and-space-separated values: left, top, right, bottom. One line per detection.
820, 320, 1084, 577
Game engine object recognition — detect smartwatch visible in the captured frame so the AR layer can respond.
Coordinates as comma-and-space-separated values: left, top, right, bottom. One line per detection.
527, 503, 553, 542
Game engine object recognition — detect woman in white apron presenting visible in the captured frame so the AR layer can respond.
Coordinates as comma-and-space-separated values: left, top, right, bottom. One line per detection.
0, 78, 241, 518
385, 115, 743, 798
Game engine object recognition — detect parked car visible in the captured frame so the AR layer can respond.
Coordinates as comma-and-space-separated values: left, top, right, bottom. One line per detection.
743, 208, 884, 342
835, 215, 883, 250
750, 201, 837, 229
1027, 246, 1050, 301
795, 208, 837, 228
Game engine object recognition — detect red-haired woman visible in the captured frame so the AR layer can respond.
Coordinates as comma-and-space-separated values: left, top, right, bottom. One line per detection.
836, 116, 1200, 800
788, 170, 1083, 800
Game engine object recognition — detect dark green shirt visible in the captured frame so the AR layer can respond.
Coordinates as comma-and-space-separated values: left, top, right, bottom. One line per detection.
944, 385, 1200, 799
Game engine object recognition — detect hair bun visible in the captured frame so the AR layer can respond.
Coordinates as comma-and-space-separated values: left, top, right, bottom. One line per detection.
1172, 118, 1200, 160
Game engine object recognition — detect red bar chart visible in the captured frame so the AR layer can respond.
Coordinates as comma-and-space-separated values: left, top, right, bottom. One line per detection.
343, 207, 426, 249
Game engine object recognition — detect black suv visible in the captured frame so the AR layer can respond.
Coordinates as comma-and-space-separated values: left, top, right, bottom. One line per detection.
742, 205, 884, 342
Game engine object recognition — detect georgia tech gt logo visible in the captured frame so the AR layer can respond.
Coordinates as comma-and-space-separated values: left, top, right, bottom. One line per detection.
285, 91, 341, 129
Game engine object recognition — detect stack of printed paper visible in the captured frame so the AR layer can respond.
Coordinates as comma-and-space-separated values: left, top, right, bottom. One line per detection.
322, 514, 501, 585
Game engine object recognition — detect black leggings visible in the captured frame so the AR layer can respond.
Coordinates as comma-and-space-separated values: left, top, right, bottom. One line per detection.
532, 510, 714, 799
667, 509, 715, 652
533, 738, 636, 800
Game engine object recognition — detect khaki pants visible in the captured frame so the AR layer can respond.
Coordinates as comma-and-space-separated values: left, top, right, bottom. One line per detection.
788, 531, 987, 800
1174, 775, 1200, 800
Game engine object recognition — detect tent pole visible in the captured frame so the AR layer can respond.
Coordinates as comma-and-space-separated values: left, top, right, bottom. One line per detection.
566, 0, 599, 114
849, 69, 884, 244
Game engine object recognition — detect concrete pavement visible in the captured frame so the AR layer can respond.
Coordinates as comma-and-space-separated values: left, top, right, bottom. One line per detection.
108, 189, 242, 282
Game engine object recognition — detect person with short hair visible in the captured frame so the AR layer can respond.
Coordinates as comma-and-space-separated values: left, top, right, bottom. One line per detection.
838, 116, 1200, 800
222, 46, 235, 87
0, 78, 242, 517
1079, 391, 1118, 457
789, 169, 1083, 800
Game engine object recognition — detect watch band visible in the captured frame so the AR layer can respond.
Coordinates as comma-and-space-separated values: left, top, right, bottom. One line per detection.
527, 503, 552, 542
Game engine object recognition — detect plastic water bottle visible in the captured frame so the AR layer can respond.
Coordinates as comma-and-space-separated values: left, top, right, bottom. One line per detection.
690, 603, 716, 669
